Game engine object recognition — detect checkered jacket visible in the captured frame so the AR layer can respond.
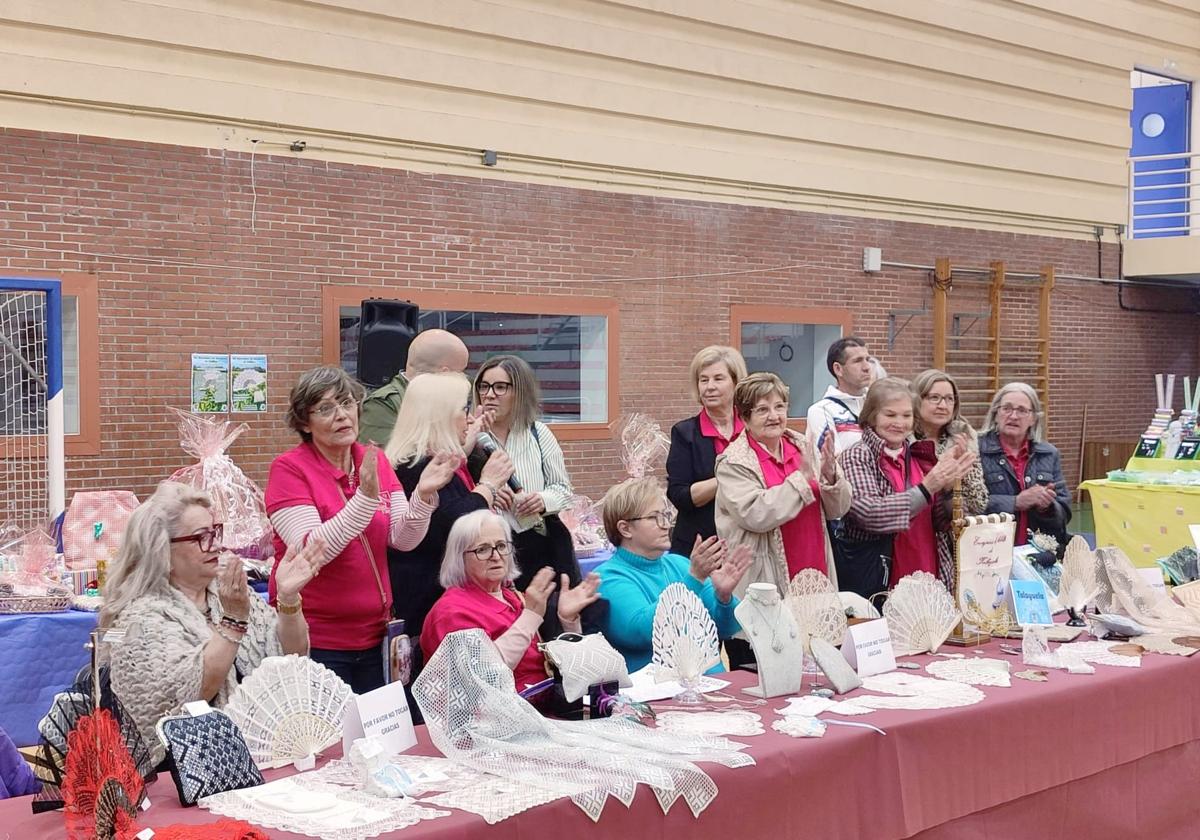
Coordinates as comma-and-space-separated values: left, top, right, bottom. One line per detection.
837, 427, 955, 588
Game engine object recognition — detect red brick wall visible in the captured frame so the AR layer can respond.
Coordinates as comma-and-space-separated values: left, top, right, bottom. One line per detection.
0, 129, 1194, 509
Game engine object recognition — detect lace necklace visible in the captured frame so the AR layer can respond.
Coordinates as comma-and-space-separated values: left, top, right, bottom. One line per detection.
745, 596, 796, 653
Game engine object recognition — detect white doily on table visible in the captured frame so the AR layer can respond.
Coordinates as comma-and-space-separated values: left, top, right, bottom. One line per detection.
304, 754, 487, 797
776, 695, 839, 717
656, 711, 765, 737
772, 716, 826, 738
424, 775, 567, 825
1060, 640, 1142, 669
925, 657, 1012, 687
1133, 634, 1199, 657
412, 630, 755, 823
824, 672, 985, 715
200, 776, 451, 840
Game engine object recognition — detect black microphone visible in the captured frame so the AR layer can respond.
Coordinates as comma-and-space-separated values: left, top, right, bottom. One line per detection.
474, 431, 523, 492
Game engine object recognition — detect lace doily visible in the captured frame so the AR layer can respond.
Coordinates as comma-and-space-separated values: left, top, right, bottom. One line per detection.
1094, 547, 1200, 635
925, 657, 1012, 687
1060, 641, 1142, 669
200, 776, 451, 840
777, 695, 838, 717
304, 754, 486, 797
412, 630, 755, 823
772, 716, 826, 738
656, 711, 764, 737
825, 672, 984, 715
424, 776, 566, 825
1133, 634, 1199, 657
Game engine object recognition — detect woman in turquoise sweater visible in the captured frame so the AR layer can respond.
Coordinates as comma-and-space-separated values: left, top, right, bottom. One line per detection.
594, 477, 751, 671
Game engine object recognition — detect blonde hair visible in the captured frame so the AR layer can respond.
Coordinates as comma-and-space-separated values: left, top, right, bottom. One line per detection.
982, 382, 1046, 442
600, 477, 666, 547
100, 482, 212, 628
911, 369, 969, 440
859, 377, 915, 433
439, 509, 519, 588
385, 372, 471, 466
688, 346, 748, 403
733, 371, 790, 421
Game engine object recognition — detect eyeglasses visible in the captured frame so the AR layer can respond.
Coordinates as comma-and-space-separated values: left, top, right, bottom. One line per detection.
465, 541, 513, 561
311, 397, 357, 420
169, 523, 224, 553
477, 381, 512, 397
923, 394, 956, 406
999, 404, 1034, 417
627, 511, 676, 529
750, 404, 788, 418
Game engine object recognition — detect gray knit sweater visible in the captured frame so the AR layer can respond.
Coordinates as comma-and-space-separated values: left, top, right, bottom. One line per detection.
109, 583, 283, 765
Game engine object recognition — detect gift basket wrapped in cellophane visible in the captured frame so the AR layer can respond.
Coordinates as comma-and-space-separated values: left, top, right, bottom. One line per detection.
560, 494, 608, 558
166, 408, 273, 563
0, 526, 72, 613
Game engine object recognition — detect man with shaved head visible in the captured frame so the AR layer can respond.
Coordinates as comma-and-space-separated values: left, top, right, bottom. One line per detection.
358, 328, 470, 445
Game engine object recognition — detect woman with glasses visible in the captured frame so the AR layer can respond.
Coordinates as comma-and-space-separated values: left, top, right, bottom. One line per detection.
470, 355, 581, 640
264, 366, 459, 693
666, 346, 748, 559
102, 482, 325, 764
595, 477, 751, 671
420, 509, 600, 699
386, 372, 516, 683
715, 372, 851, 595
838, 377, 977, 598
979, 382, 1071, 554
912, 369, 988, 515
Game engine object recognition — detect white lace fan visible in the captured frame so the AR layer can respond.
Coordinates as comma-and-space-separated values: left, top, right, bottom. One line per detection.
652, 582, 719, 702
785, 569, 847, 652
883, 571, 961, 656
1059, 536, 1101, 618
224, 654, 352, 769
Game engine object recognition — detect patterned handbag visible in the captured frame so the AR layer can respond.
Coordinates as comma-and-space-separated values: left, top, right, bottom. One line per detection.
156, 709, 264, 806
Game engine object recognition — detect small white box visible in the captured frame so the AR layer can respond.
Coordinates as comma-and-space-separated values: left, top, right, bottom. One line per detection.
862, 247, 882, 272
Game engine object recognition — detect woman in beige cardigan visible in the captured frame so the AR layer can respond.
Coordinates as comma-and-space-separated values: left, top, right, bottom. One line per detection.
715, 372, 852, 596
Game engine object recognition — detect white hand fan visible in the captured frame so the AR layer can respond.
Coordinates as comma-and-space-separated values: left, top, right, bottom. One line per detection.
883, 571, 961, 656
652, 582, 719, 703
1171, 580, 1200, 613
224, 654, 352, 769
785, 569, 847, 651
1059, 536, 1101, 623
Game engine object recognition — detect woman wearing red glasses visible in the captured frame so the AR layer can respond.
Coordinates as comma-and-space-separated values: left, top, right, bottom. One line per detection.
101, 482, 325, 766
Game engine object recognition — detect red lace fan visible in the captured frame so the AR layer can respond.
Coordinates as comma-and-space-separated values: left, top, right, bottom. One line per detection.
61, 708, 269, 840
62, 709, 144, 840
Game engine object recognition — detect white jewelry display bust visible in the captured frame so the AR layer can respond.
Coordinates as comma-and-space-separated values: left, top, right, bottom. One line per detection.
735, 582, 804, 698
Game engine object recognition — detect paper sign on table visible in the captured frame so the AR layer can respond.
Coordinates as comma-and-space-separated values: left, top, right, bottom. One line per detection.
1136, 567, 1168, 601
1007, 579, 1053, 626
840, 618, 896, 677
341, 680, 415, 757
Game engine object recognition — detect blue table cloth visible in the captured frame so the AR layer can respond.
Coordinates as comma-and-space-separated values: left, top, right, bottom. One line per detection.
579, 547, 613, 577
0, 610, 97, 747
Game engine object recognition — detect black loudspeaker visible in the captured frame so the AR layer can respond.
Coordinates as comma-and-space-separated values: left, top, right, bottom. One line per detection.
356, 299, 420, 388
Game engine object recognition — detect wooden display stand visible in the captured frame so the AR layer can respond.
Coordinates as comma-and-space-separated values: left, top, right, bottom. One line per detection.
944, 482, 991, 648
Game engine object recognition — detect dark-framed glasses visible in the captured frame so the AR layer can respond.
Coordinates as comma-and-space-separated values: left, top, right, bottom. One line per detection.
923, 393, 956, 406
999, 404, 1034, 417
627, 510, 676, 529
477, 381, 513, 397
169, 523, 224, 552
311, 396, 357, 420
465, 541, 513, 561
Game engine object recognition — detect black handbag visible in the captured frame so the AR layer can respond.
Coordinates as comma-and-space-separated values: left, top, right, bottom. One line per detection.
156, 709, 263, 806
831, 531, 893, 601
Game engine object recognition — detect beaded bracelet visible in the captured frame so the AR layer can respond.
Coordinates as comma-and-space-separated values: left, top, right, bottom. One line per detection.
212, 625, 243, 645
219, 615, 249, 633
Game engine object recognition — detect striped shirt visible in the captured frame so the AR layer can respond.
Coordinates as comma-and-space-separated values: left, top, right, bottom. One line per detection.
496, 421, 573, 531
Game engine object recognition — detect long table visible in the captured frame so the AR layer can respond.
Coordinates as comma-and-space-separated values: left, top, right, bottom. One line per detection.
1080, 478, 1200, 567
3, 637, 1199, 838
0, 609, 97, 747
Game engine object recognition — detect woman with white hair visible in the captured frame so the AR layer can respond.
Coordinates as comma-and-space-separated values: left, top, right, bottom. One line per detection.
102, 482, 324, 765
420, 509, 600, 695
979, 382, 1071, 553
386, 372, 516, 655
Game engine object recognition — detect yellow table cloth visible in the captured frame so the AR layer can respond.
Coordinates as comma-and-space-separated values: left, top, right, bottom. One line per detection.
1080, 478, 1200, 567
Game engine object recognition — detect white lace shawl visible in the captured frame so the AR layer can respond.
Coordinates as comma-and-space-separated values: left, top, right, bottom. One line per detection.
109, 583, 283, 765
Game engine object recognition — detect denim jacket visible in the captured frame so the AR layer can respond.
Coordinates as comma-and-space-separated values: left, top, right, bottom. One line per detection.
978, 430, 1071, 549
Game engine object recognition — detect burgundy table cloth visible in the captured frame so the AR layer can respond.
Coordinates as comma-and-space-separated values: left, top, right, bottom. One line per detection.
3, 638, 1198, 839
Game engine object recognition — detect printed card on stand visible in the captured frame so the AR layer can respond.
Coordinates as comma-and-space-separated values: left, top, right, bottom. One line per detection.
1007, 579, 1053, 627
342, 680, 415, 757
840, 618, 896, 677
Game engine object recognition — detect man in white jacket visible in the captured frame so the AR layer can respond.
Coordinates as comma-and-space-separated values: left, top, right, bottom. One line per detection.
805, 337, 874, 455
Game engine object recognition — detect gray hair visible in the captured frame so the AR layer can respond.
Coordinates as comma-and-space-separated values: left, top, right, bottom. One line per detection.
286, 366, 367, 442
100, 482, 212, 628
439, 509, 519, 589
982, 382, 1046, 442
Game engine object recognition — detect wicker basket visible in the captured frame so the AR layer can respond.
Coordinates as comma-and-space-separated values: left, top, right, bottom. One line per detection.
0, 594, 73, 614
